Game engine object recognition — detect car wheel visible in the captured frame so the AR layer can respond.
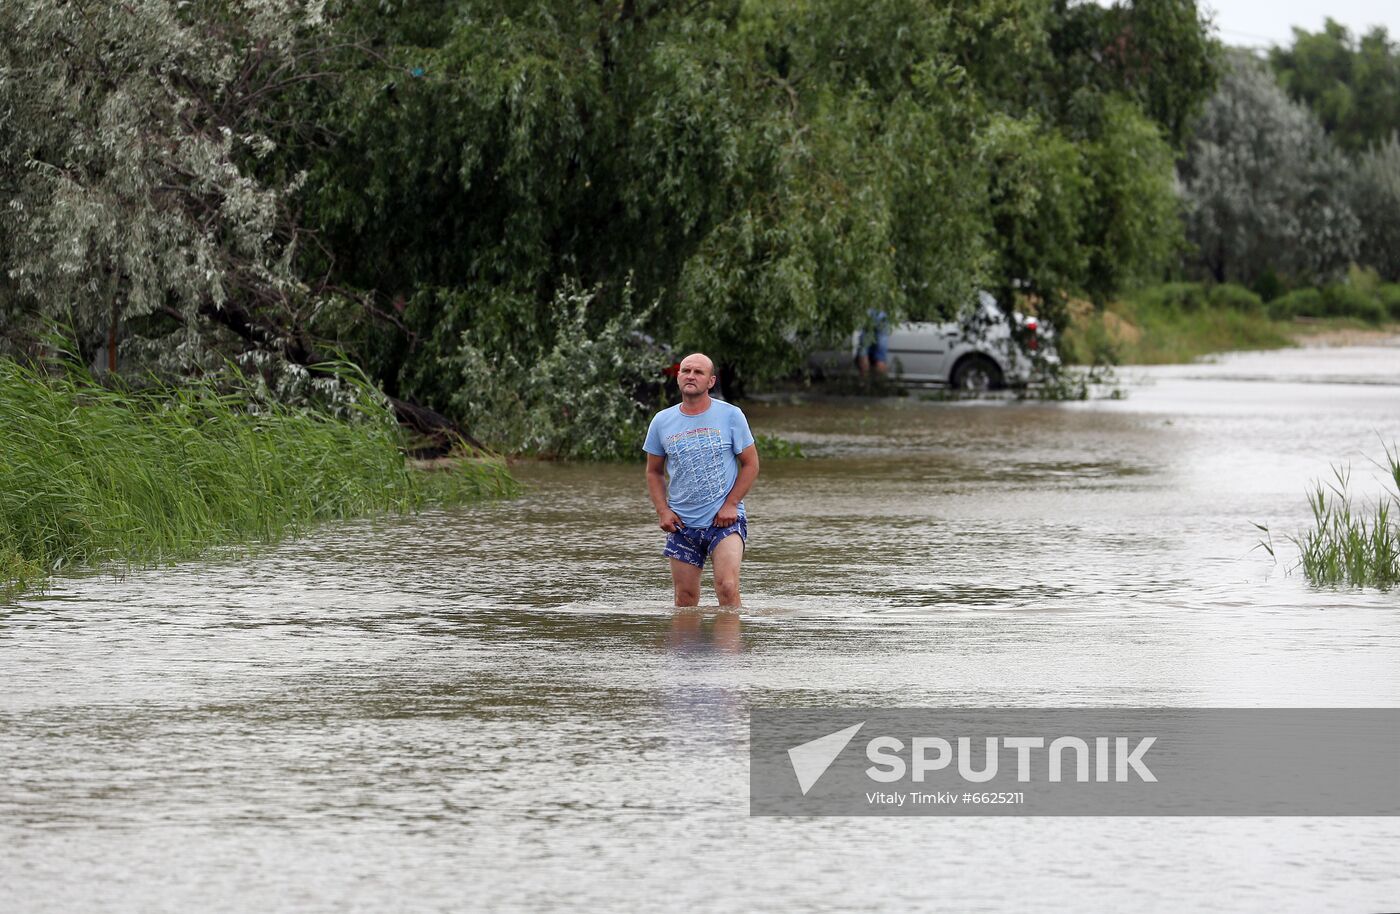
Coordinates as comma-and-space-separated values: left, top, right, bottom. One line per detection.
951, 354, 1003, 391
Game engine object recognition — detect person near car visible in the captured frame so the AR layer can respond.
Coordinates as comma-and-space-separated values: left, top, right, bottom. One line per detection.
644, 353, 760, 608
857, 308, 890, 378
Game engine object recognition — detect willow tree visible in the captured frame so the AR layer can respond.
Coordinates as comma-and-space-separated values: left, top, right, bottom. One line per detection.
298, 0, 1214, 413
0, 0, 331, 394
1179, 51, 1359, 286
1350, 134, 1400, 281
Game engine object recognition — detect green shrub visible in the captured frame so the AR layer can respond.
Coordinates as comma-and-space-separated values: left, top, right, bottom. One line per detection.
1133, 282, 1208, 311
753, 433, 806, 459
448, 282, 665, 460
1377, 284, 1400, 320
1252, 270, 1285, 303
1207, 283, 1264, 312
1321, 284, 1386, 323
1268, 287, 1323, 319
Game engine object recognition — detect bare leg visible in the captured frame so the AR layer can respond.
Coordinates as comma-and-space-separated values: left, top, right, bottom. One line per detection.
710, 533, 745, 609
670, 558, 701, 607
856, 353, 871, 378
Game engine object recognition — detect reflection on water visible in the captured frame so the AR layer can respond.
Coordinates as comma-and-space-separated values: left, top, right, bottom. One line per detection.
4, 341, 1400, 912
664, 610, 744, 654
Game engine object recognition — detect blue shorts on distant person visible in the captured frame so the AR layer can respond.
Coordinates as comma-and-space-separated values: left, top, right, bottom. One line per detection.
664, 516, 748, 568
859, 319, 890, 364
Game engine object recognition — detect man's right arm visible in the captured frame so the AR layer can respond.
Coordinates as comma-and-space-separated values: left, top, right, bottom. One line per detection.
646, 453, 683, 532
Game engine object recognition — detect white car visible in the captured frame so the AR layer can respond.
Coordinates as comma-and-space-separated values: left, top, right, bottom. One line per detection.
810, 292, 1057, 390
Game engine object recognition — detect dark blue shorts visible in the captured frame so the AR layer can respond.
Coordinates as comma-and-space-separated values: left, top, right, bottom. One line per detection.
664, 516, 748, 568
859, 326, 890, 364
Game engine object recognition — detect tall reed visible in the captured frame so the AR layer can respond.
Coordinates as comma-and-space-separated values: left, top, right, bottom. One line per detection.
1, 358, 516, 595
1294, 445, 1400, 588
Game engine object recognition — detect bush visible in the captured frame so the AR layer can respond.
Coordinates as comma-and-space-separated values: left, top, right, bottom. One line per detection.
448, 282, 666, 460
1268, 287, 1323, 319
1133, 282, 1209, 311
1207, 283, 1264, 312
1321, 284, 1386, 322
1350, 134, 1400, 280
1252, 270, 1285, 302
1181, 51, 1360, 286
1131, 282, 1261, 313
1376, 284, 1400, 320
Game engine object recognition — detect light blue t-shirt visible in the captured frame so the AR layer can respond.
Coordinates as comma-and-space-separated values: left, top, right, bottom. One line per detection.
643, 399, 755, 528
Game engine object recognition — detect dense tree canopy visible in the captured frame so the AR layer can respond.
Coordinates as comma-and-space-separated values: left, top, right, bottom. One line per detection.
0, 1, 333, 394
1349, 135, 1400, 281
1270, 20, 1400, 154
2, 0, 1221, 453
1179, 51, 1358, 286
290, 0, 1215, 409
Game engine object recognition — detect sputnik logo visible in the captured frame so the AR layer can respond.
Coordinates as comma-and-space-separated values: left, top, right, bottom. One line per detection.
787, 722, 865, 795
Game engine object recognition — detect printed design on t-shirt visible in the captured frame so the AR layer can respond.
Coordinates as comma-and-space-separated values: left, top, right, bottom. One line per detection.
664, 426, 729, 506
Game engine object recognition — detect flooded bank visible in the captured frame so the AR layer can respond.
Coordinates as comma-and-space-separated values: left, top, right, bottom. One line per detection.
4, 339, 1400, 912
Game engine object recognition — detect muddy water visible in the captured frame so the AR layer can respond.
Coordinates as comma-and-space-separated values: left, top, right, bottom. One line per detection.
4, 340, 1400, 912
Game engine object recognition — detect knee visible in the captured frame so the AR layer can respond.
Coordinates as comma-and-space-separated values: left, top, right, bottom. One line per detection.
674, 584, 700, 607
714, 576, 740, 608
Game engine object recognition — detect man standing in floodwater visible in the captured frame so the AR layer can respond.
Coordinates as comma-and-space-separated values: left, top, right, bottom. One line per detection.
644, 353, 760, 608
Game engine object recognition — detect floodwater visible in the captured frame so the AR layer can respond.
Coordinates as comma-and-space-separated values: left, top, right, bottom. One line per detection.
4, 339, 1400, 913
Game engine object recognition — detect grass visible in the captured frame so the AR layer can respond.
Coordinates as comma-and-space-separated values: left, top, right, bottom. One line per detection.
1060, 291, 1294, 365
753, 433, 806, 459
1257, 444, 1400, 589
1059, 281, 1399, 366
1293, 448, 1400, 589
0, 358, 517, 597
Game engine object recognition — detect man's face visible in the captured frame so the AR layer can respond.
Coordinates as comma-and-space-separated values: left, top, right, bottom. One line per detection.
677, 355, 715, 397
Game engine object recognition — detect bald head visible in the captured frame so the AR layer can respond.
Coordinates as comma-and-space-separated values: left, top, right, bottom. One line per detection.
678, 352, 715, 376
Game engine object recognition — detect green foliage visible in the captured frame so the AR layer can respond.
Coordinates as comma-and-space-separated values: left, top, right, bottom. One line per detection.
3, 0, 1222, 459
1252, 270, 1286, 303
1266, 277, 1393, 323
1042, 0, 1220, 146
446, 283, 666, 460
1349, 134, 1400, 281
1079, 99, 1182, 302
417, 459, 523, 504
1320, 284, 1386, 323
1378, 285, 1400, 320
978, 114, 1089, 313
1293, 452, 1400, 589
0, 356, 516, 597
1132, 282, 1209, 310
1180, 51, 1359, 287
1206, 283, 1264, 312
0, 0, 327, 380
1130, 282, 1260, 312
1267, 287, 1322, 320
1270, 20, 1400, 154
753, 433, 805, 459
1060, 283, 1294, 365
295, 0, 1212, 411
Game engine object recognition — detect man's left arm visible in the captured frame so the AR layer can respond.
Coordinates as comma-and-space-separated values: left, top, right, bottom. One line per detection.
714, 444, 759, 527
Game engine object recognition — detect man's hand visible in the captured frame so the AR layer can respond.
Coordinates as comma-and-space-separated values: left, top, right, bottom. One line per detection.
658, 509, 684, 533
714, 501, 739, 528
